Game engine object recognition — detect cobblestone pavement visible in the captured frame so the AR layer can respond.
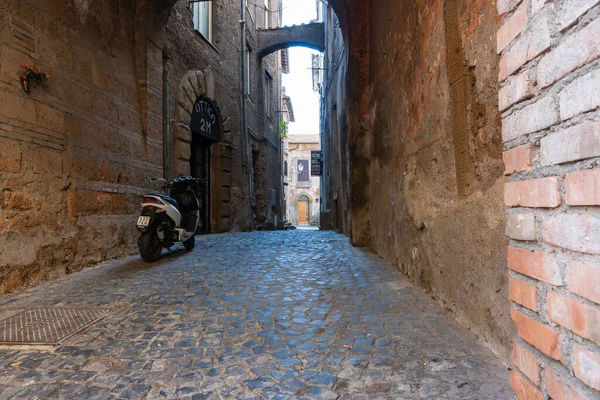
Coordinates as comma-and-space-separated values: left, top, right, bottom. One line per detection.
0, 231, 511, 399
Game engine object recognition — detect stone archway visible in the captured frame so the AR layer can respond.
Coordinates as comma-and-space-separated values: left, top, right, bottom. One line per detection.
172, 69, 234, 233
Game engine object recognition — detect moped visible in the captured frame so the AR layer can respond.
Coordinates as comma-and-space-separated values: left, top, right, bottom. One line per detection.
136, 175, 205, 262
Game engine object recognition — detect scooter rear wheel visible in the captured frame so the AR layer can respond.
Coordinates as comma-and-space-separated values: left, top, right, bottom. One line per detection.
139, 229, 163, 262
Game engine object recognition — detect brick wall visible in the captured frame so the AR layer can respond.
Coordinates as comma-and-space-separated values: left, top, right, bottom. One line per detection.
500, 0, 600, 398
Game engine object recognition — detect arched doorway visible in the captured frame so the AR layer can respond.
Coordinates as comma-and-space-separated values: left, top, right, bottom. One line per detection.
297, 195, 310, 225
189, 97, 221, 234
172, 69, 234, 234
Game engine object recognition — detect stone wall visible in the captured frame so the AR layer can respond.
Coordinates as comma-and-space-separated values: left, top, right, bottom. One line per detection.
499, 0, 600, 398
322, 0, 512, 358
0, 0, 154, 293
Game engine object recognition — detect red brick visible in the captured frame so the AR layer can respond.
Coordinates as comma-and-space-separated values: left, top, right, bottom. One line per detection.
540, 120, 600, 166
497, 2, 528, 53
565, 169, 600, 206
512, 341, 541, 385
504, 178, 561, 208
510, 308, 563, 361
545, 366, 588, 400
573, 344, 600, 391
569, 262, 600, 304
509, 276, 538, 311
498, 14, 551, 82
503, 144, 532, 174
548, 292, 600, 345
510, 371, 543, 400
506, 214, 536, 241
560, 69, 600, 121
499, 71, 533, 112
543, 214, 600, 255
502, 95, 559, 142
537, 18, 600, 88
507, 246, 563, 285
558, 0, 600, 30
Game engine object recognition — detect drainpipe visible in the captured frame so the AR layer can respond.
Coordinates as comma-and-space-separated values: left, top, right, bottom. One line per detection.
240, 0, 253, 227
163, 47, 171, 181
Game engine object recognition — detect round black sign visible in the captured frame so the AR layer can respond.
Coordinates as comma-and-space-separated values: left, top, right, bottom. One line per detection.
190, 97, 220, 142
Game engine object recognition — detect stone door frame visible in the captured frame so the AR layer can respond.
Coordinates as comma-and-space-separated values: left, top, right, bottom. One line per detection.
172, 69, 234, 233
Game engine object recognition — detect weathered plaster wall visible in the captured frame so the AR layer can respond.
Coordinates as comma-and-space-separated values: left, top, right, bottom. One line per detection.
365, 0, 511, 358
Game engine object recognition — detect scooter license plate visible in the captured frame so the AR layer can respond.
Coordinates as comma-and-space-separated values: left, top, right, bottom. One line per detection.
137, 216, 150, 228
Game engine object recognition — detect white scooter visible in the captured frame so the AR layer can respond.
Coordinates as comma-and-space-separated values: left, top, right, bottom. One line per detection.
136, 175, 205, 262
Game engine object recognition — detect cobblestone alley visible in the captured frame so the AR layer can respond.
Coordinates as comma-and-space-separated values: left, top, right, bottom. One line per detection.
0, 231, 510, 399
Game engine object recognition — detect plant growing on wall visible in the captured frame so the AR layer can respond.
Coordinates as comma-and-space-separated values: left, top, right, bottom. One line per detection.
18, 60, 50, 93
279, 118, 288, 138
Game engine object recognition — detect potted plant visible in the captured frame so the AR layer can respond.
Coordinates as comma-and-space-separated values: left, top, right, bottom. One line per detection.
18, 60, 50, 93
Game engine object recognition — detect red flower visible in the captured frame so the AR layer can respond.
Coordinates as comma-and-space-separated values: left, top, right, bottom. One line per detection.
45, 74, 50, 81
33, 68, 40, 74
20, 64, 28, 70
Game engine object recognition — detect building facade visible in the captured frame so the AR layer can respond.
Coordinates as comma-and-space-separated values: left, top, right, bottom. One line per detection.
0, 0, 286, 292
283, 134, 320, 226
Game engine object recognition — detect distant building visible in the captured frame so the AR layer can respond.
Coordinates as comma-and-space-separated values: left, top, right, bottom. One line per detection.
283, 134, 321, 226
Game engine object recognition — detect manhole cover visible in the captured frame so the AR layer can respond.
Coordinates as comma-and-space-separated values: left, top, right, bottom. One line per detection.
0, 307, 111, 345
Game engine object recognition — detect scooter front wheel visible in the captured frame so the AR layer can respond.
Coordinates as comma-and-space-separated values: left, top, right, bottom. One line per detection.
183, 233, 195, 251
139, 229, 163, 262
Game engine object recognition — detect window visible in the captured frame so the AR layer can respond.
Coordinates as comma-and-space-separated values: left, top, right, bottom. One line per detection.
246, 44, 251, 97
264, 0, 270, 29
193, 0, 212, 42
297, 160, 309, 182
264, 71, 272, 119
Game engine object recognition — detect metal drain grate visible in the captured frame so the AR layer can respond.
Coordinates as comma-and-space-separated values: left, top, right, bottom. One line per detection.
0, 308, 111, 345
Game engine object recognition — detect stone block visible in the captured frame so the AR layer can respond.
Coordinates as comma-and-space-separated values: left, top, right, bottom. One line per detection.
35, 103, 66, 134
0, 138, 22, 173
174, 139, 190, 161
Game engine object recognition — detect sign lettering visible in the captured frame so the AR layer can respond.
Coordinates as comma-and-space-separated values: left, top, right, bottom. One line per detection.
190, 98, 220, 142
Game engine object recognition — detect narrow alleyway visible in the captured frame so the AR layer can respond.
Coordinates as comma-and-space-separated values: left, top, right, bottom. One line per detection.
0, 231, 510, 399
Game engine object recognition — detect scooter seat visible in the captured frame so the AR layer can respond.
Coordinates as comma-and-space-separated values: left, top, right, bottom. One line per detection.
153, 194, 179, 210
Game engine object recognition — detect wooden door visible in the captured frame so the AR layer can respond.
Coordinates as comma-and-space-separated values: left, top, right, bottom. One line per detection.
297, 200, 309, 225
